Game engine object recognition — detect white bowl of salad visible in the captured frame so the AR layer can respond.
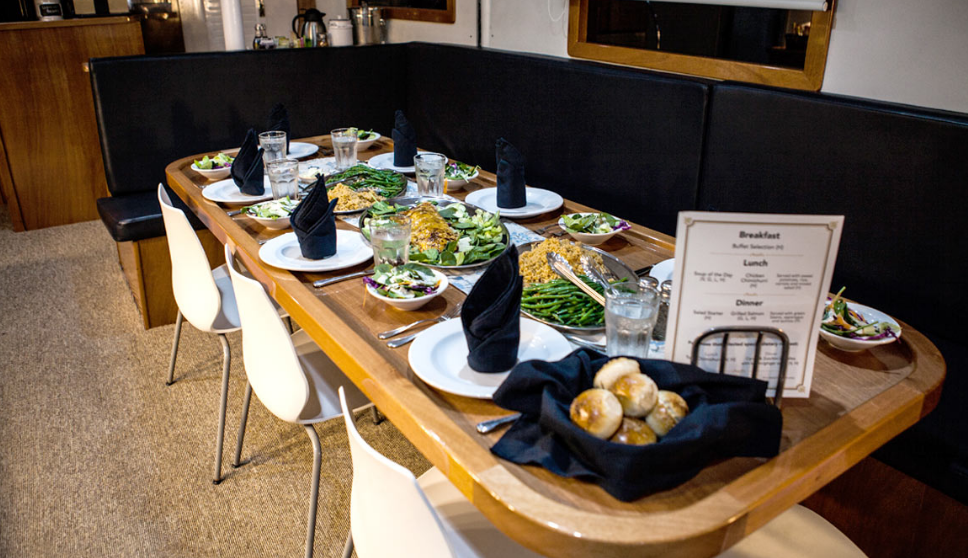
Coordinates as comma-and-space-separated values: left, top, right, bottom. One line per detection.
191, 153, 235, 180
241, 196, 299, 230
557, 212, 631, 245
819, 289, 901, 352
356, 129, 381, 150
363, 263, 448, 311
444, 161, 480, 191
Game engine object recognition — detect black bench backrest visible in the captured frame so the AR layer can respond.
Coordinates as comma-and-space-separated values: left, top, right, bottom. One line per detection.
404, 43, 711, 236
698, 83, 968, 339
90, 45, 407, 196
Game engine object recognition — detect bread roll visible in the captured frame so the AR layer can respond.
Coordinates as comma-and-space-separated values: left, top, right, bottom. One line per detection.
611, 373, 659, 417
570, 389, 623, 439
646, 390, 689, 437
609, 418, 658, 446
593, 357, 641, 390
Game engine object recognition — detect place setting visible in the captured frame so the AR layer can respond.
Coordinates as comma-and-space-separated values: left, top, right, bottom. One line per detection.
464, 138, 564, 219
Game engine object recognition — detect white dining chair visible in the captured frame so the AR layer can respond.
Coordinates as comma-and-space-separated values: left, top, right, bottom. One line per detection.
716, 504, 867, 557
158, 183, 243, 485
224, 244, 370, 558
338, 386, 548, 558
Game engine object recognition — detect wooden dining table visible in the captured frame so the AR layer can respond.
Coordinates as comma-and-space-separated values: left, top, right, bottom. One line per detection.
166, 135, 946, 558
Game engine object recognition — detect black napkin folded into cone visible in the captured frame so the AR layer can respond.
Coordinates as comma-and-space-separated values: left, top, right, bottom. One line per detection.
230, 128, 265, 196
289, 176, 338, 260
266, 103, 291, 151
461, 244, 523, 373
490, 349, 783, 501
495, 138, 526, 209
392, 110, 418, 167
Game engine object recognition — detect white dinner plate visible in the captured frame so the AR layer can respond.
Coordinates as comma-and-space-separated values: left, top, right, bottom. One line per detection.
465, 187, 564, 219
367, 152, 416, 174
259, 230, 372, 272
202, 177, 273, 204
649, 258, 675, 283
288, 142, 320, 159
408, 318, 572, 399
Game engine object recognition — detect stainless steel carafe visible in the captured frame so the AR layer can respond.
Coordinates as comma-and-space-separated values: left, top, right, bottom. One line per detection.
348, 3, 386, 46
292, 8, 326, 47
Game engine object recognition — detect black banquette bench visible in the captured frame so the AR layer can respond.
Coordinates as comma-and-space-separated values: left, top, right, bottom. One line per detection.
89, 42, 967, 507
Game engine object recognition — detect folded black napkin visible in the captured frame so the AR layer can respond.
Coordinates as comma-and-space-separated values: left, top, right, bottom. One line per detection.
461, 244, 523, 373
290, 176, 338, 260
392, 109, 417, 167
230, 128, 265, 196
491, 349, 783, 501
266, 103, 291, 151
495, 138, 526, 209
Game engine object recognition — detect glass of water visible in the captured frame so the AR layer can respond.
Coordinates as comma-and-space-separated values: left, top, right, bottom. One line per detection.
605, 283, 660, 359
259, 131, 287, 167
331, 128, 358, 171
414, 153, 448, 197
369, 214, 411, 267
266, 158, 300, 200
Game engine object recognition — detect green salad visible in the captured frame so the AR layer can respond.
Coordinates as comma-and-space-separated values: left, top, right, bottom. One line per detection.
364, 263, 441, 299
821, 287, 897, 340
561, 212, 631, 234
242, 197, 299, 220
356, 129, 377, 140
444, 161, 480, 181
194, 152, 234, 170
362, 201, 507, 267
327, 164, 407, 198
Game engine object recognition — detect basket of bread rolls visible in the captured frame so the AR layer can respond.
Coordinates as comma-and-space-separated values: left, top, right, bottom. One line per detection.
490, 349, 783, 502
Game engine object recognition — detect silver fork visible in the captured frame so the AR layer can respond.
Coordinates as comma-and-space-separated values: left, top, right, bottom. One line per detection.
385, 302, 463, 348
533, 223, 560, 235
378, 301, 463, 339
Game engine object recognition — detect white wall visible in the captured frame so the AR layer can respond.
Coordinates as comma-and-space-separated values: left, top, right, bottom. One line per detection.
484, 0, 569, 57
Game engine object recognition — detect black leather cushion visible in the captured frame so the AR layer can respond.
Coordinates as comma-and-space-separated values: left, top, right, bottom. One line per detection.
96, 188, 205, 242
699, 83, 968, 499
404, 44, 711, 235
89, 45, 407, 198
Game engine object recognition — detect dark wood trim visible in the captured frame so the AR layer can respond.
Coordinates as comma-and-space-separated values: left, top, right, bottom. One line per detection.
567, 0, 834, 91
0, 15, 136, 31
347, 0, 456, 24
0, 125, 25, 231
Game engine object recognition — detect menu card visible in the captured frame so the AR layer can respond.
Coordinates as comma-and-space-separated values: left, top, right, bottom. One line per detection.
664, 212, 843, 398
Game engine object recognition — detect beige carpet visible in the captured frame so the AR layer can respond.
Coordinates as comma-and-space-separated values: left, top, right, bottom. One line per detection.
0, 207, 430, 557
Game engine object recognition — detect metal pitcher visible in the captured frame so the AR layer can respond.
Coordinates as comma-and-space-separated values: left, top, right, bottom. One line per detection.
348, 3, 387, 46
292, 8, 326, 47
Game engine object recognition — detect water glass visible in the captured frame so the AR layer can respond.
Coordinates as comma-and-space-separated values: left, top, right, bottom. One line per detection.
414, 153, 448, 197
259, 131, 287, 166
605, 284, 660, 359
266, 158, 300, 200
331, 128, 358, 171
370, 214, 411, 267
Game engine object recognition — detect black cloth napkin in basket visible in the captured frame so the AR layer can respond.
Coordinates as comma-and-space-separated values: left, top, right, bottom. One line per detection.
461, 244, 523, 373
289, 176, 338, 260
392, 110, 417, 167
495, 138, 526, 209
266, 103, 291, 151
490, 349, 783, 502
230, 128, 265, 196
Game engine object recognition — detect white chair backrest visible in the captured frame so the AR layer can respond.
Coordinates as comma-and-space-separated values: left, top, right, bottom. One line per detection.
225, 244, 310, 424
339, 387, 455, 558
157, 184, 222, 331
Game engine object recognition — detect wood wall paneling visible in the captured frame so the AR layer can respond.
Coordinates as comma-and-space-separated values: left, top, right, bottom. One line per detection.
0, 18, 143, 231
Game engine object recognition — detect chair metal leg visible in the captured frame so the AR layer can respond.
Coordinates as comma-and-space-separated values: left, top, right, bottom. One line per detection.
304, 424, 323, 558
370, 405, 383, 425
286, 315, 294, 334
212, 334, 231, 485
341, 531, 354, 558
166, 310, 184, 385
233, 382, 253, 468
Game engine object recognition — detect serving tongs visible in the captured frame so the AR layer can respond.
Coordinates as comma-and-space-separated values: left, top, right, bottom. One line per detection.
580, 254, 616, 296
545, 252, 606, 307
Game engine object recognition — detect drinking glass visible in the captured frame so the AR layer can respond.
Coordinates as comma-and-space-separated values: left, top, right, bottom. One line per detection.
331, 128, 358, 171
266, 158, 300, 200
369, 214, 411, 267
414, 153, 448, 197
259, 131, 288, 167
605, 283, 660, 359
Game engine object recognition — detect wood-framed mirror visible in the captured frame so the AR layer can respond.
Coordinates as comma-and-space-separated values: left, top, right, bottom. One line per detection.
347, 1, 456, 24
568, 0, 835, 90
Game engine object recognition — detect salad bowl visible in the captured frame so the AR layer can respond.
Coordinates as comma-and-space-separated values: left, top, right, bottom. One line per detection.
364, 264, 449, 311
356, 130, 381, 150
819, 299, 901, 352
191, 152, 235, 180
242, 197, 299, 230
558, 212, 631, 246
443, 161, 480, 191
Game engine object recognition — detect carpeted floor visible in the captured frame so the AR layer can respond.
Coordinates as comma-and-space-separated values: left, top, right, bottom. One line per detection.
0, 206, 430, 557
